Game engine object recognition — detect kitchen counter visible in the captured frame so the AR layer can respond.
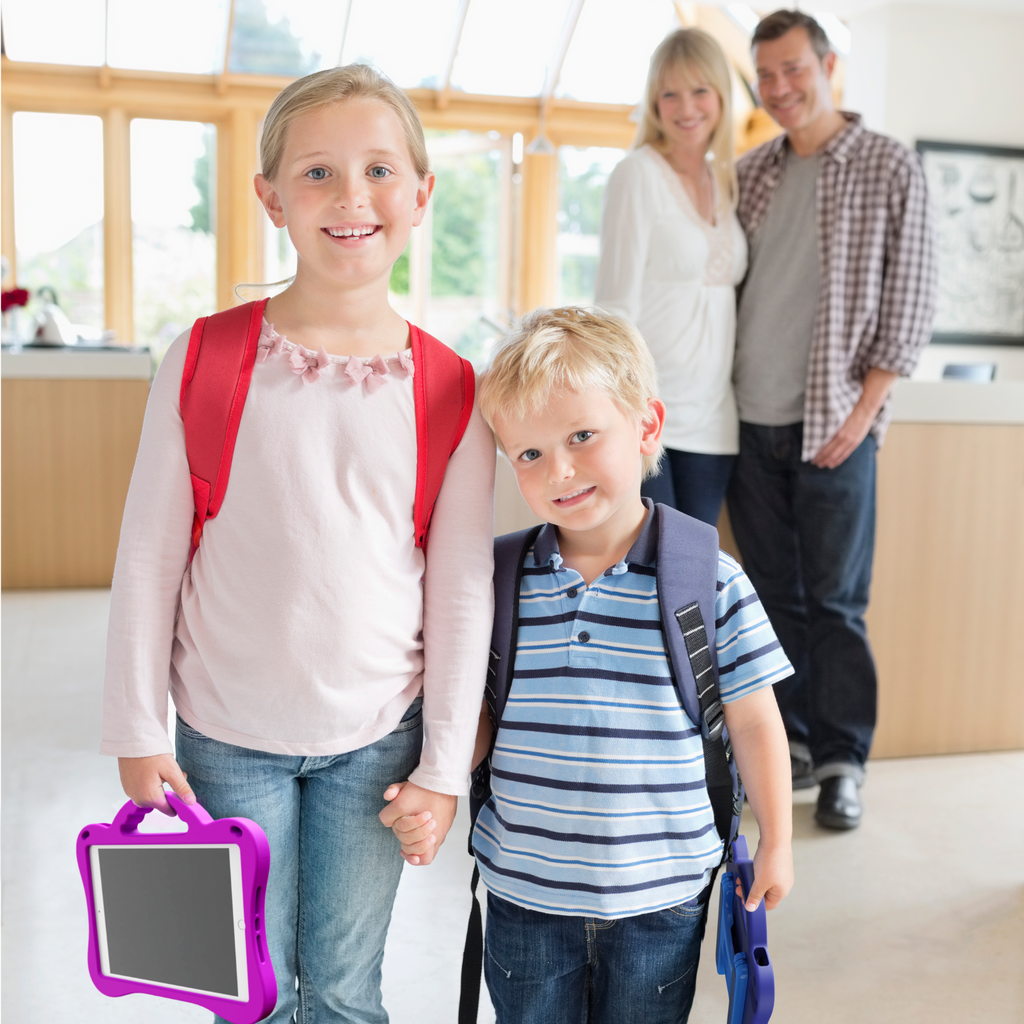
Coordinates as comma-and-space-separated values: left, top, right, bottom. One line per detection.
2, 346, 152, 588
1, 345, 152, 380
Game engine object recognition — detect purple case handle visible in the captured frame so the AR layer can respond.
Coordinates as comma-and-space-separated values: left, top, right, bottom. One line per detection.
111, 792, 213, 835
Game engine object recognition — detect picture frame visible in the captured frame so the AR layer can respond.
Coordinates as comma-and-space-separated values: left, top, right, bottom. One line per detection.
916, 139, 1024, 347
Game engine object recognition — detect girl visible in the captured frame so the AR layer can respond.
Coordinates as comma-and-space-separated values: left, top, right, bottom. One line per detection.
102, 65, 495, 1023
595, 29, 747, 527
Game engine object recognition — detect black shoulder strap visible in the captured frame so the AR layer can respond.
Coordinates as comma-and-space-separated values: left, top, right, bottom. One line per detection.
460, 525, 541, 1024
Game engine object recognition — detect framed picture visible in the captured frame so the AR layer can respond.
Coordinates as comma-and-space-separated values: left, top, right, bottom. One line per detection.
917, 140, 1024, 346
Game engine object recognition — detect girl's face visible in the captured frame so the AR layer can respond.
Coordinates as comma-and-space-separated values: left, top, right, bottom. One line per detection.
656, 64, 721, 155
255, 98, 433, 290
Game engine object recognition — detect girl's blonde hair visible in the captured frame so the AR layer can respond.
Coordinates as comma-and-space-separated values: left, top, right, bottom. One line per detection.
635, 28, 737, 213
259, 64, 430, 182
478, 307, 663, 480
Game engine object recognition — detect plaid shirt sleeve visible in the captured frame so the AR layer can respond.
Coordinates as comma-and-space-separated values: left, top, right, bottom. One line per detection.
867, 147, 938, 377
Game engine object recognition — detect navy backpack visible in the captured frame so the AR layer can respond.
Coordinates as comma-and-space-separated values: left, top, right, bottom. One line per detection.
459, 502, 744, 1023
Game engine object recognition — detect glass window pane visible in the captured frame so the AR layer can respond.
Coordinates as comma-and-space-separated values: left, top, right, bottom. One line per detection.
557, 147, 626, 306
13, 113, 105, 337
557, 0, 679, 105
2, 0, 105, 66
392, 133, 510, 367
228, 0, 347, 76
107, 0, 231, 74
450, 0, 573, 97
131, 120, 216, 358
342, 0, 459, 89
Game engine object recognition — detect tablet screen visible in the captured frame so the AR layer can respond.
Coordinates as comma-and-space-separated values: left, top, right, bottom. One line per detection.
90, 844, 247, 1000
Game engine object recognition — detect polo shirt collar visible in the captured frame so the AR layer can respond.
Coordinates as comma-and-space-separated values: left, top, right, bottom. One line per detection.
533, 499, 658, 573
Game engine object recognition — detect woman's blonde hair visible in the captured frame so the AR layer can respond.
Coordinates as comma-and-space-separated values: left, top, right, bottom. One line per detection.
478, 307, 663, 479
635, 28, 737, 212
259, 64, 430, 182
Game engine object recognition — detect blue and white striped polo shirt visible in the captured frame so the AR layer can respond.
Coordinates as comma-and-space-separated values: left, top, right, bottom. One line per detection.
472, 512, 792, 919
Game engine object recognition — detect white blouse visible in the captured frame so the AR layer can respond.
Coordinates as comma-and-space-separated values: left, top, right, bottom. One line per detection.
595, 145, 748, 454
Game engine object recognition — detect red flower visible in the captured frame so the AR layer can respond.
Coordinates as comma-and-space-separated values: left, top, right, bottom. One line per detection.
1, 289, 30, 312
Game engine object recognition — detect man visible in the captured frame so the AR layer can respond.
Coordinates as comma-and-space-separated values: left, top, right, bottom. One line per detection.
729, 10, 937, 830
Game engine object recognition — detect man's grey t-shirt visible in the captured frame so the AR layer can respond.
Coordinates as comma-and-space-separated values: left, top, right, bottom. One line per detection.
734, 148, 821, 425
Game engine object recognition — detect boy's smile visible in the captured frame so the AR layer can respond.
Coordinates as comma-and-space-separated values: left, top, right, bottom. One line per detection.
494, 388, 665, 574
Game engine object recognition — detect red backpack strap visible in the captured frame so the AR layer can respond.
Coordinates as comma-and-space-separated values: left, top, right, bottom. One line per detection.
409, 324, 475, 549
180, 298, 268, 558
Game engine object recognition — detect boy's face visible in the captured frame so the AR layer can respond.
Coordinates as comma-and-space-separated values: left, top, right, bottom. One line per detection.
494, 388, 665, 544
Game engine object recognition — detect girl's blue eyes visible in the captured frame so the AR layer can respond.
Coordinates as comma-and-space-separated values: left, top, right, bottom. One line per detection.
572, 431, 593, 443
520, 449, 541, 462
304, 166, 392, 180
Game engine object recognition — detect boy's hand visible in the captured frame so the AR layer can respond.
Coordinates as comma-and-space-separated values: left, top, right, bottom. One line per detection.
379, 781, 457, 866
738, 842, 794, 912
118, 754, 196, 816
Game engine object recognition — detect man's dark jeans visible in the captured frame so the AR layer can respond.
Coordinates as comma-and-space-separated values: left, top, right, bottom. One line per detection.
726, 421, 877, 779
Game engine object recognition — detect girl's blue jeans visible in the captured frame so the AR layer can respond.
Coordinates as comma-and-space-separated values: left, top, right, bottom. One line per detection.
484, 887, 710, 1024
175, 698, 423, 1024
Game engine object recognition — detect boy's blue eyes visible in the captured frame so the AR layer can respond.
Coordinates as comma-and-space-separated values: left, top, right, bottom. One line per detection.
518, 432, 593, 462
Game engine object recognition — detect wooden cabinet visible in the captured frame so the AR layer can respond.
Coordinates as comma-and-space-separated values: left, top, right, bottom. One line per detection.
2, 351, 150, 589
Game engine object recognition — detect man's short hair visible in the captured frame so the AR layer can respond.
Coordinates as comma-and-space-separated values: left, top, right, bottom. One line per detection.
478, 307, 663, 479
752, 10, 832, 61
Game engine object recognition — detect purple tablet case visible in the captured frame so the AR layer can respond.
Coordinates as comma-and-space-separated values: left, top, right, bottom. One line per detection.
716, 835, 775, 1024
76, 793, 277, 1023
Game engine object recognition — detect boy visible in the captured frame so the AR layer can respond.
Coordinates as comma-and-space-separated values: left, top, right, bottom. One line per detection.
464, 308, 792, 1023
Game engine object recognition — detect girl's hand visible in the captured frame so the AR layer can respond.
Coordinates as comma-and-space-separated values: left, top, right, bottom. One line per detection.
379, 781, 457, 866
118, 754, 196, 816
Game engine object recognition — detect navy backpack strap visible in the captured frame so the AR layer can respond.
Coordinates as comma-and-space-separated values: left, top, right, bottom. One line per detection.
655, 504, 740, 857
460, 524, 541, 1024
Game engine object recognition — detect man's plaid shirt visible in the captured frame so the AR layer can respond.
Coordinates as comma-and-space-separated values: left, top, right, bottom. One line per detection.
736, 114, 938, 462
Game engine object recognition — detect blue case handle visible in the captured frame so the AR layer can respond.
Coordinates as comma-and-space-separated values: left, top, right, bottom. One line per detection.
716, 836, 775, 1024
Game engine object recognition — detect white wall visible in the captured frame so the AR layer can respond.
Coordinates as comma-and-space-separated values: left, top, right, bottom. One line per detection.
843, 2, 1024, 377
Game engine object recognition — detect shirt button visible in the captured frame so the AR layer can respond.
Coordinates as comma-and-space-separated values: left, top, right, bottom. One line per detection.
578, 631, 590, 643
567, 587, 578, 598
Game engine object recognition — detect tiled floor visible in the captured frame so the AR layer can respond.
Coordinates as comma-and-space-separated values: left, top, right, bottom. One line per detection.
3, 589, 1022, 1023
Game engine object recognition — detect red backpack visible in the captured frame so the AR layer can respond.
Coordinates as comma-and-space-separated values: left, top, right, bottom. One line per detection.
179, 298, 475, 558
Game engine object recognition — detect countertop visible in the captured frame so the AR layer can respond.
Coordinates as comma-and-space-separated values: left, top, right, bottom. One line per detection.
1, 345, 152, 380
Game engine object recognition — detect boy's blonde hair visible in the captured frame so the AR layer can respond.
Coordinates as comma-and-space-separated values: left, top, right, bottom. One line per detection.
479, 307, 663, 479
259, 64, 430, 182
634, 28, 738, 213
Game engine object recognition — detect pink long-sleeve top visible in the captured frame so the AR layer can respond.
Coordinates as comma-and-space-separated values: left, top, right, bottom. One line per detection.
101, 323, 495, 796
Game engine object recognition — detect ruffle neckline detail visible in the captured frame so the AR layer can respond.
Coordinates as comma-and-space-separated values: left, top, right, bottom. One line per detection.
256, 321, 415, 390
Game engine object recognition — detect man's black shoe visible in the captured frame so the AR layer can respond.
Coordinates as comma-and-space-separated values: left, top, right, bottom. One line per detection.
791, 755, 817, 790
815, 776, 862, 830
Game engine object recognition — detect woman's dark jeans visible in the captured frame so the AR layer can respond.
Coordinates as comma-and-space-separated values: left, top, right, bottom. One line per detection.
641, 448, 736, 527
726, 421, 877, 779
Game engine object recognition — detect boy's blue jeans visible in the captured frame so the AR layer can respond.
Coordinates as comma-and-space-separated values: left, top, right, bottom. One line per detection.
175, 698, 423, 1024
484, 888, 710, 1024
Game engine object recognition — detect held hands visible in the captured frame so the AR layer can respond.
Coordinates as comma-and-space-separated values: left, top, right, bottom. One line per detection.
736, 841, 794, 913
379, 780, 457, 866
118, 754, 196, 816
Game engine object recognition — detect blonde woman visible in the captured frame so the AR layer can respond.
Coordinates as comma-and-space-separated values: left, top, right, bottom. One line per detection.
595, 28, 746, 526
